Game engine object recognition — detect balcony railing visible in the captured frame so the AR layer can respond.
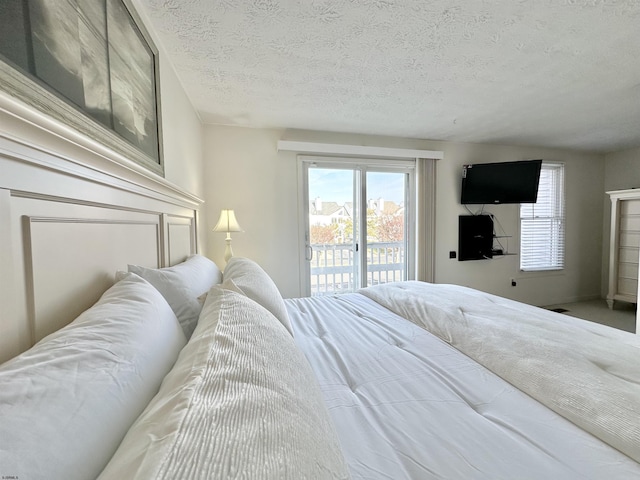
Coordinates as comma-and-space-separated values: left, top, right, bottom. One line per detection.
310, 242, 405, 296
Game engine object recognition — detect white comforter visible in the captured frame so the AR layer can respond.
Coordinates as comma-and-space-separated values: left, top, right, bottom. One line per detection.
287, 290, 640, 479
360, 281, 640, 463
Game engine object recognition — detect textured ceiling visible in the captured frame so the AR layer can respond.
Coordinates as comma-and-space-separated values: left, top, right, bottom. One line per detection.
138, 0, 640, 153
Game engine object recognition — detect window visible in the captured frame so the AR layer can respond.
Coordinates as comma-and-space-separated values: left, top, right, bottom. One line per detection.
302, 158, 416, 296
520, 163, 565, 271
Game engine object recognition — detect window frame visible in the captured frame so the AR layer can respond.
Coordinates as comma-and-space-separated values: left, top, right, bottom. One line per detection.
519, 162, 566, 272
298, 156, 416, 296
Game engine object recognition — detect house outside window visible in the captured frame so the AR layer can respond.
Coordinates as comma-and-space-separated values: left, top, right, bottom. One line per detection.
520, 163, 565, 271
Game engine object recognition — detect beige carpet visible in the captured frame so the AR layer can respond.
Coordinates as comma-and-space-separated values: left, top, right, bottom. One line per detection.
543, 298, 636, 334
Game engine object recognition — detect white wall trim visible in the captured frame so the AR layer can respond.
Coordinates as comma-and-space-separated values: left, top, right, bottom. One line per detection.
606, 188, 640, 200
0, 94, 202, 210
277, 140, 444, 160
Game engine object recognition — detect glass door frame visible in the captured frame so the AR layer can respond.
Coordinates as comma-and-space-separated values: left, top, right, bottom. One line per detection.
298, 155, 416, 297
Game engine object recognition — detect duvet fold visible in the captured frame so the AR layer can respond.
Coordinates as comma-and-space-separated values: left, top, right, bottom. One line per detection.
360, 281, 640, 463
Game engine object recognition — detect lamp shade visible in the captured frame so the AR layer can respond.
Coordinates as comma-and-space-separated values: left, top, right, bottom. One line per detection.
213, 209, 243, 233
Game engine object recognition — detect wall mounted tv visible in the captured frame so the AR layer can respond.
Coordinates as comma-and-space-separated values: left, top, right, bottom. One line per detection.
461, 159, 542, 205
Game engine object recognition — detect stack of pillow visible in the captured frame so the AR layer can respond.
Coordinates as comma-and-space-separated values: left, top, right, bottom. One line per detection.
0, 254, 349, 480
100, 256, 349, 479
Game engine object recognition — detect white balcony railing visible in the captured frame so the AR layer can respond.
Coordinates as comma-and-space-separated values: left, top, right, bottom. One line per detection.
310, 242, 405, 296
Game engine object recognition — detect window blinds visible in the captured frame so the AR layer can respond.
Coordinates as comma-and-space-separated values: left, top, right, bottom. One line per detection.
520, 163, 565, 271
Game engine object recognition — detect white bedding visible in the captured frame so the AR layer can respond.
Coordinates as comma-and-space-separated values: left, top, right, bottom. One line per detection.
360, 281, 640, 463
11, 252, 637, 479
100, 284, 349, 479
0, 273, 187, 480
287, 292, 640, 479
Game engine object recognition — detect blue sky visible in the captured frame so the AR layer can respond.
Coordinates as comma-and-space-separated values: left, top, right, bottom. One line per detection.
309, 168, 405, 204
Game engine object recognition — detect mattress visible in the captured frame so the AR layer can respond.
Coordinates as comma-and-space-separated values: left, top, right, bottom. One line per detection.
286, 292, 640, 479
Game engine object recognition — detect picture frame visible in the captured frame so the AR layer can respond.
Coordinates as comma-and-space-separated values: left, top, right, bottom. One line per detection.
0, 0, 163, 176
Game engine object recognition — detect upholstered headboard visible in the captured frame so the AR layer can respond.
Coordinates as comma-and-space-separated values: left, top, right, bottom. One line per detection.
0, 94, 202, 364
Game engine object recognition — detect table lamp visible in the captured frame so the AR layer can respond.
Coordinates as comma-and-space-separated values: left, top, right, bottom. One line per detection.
213, 209, 243, 263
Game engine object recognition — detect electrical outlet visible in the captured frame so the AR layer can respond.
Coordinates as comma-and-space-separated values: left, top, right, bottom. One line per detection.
511, 278, 517, 287
449, 251, 456, 259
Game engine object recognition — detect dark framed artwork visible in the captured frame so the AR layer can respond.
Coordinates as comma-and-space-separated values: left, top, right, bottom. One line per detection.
0, 0, 163, 175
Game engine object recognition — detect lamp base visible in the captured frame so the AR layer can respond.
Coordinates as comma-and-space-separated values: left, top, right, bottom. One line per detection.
224, 235, 234, 263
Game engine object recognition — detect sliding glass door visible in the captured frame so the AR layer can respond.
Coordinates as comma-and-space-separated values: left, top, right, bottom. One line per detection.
365, 170, 409, 287
302, 158, 414, 296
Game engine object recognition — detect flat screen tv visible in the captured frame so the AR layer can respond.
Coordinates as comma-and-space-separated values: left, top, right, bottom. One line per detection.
461, 159, 542, 205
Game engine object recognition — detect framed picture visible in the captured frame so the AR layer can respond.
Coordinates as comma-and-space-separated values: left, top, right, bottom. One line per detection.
0, 0, 163, 175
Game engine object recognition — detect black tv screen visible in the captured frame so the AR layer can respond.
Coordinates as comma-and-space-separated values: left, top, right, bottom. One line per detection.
461, 159, 542, 205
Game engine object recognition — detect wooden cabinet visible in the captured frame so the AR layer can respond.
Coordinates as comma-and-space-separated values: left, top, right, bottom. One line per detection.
607, 189, 640, 308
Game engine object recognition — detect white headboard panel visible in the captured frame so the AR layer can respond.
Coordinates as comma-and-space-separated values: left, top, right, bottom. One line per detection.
166, 213, 198, 266
24, 213, 160, 344
0, 100, 203, 364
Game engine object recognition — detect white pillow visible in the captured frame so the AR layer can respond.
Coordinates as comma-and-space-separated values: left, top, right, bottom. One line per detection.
128, 254, 222, 338
0, 273, 187, 480
223, 256, 293, 335
99, 285, 350, 480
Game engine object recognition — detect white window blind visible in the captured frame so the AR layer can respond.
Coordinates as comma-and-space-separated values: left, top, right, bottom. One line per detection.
520, 163, 565, 271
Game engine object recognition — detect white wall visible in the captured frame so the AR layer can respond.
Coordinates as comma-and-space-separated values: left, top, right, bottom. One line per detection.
203, 125, 606, 305
202, 127, 301, 295
604, 147, 640, 191
158, 61, 204, 199
601, 146, 640, 296
436, 142, 604, 306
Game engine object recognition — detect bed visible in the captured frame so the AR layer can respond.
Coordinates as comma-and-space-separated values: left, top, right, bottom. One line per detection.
288, 284, 640, 479
1, 253, 639, 479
